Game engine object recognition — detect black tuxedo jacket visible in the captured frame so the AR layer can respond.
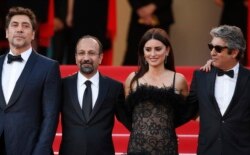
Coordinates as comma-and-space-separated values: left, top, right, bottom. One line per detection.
187, 65, 250, 155
0, 51, 61, 155
59, 73, 126, 155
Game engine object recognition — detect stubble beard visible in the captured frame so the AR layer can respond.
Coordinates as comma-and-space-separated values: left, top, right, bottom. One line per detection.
11, 38, 27, 49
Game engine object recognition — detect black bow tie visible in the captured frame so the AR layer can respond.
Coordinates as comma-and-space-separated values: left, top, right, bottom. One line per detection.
7, 54, 23, 64
217, 69, 234, 78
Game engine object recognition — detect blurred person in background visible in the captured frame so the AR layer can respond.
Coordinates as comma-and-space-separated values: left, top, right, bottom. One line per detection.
66, 0, 114, 65
52, 0, 69, 64
123, 0, 174, 65
214, 0, 248, 65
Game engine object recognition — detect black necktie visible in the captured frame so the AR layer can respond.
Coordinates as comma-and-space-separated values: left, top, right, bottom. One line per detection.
82, 80, 92, 121
7, 54, 23, 64
217, 69, 234, 78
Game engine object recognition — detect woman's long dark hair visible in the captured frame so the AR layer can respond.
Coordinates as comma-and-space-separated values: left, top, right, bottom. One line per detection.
130, 28, 175, 89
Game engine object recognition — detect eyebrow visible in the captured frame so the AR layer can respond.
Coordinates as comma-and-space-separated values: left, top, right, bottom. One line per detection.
11, 21, 31, 25
144, 46, 163, 48
77, 49, 97, 53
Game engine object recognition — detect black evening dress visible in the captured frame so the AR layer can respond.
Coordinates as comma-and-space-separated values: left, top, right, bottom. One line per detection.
126, 74, 185, 155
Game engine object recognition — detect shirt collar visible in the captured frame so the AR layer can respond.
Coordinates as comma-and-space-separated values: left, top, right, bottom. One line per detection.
78, 71, 100, 88
229, 62, 239, 76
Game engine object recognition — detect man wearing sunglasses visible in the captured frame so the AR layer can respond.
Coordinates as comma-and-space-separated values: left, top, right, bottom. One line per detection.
185, 25, 250, 155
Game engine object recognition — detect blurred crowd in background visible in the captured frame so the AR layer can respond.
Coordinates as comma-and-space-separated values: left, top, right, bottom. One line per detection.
0, 0, 248, 65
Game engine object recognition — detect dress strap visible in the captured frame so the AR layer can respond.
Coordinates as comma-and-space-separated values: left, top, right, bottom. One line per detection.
136, 79, 140, 87
172, 72, 176, 89
134, 72, 140, 87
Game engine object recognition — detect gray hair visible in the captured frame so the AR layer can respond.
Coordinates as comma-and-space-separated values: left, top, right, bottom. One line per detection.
210, 25, 246, 60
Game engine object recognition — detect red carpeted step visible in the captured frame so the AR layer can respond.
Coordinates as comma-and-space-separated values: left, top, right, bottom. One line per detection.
176, 120, 199, 134
113, 134, 129, 153
178, 135, 198, 153
53, 133, 61, 152
54, 120, 199, 153
113, 120, 199, 134
113, 118, 130, 134
113, 135, 198, 153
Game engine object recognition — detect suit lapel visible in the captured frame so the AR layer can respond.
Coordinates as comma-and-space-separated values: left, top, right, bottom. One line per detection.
68, 74, 86, 121
6, 51, 38, 108
89, 74, 109, 121
207, 68, 222, 117
0, 55, 7, 109
223, 65, 249, 117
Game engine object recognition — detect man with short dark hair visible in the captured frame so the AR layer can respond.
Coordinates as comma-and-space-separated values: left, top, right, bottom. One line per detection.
0, 7, 61, 155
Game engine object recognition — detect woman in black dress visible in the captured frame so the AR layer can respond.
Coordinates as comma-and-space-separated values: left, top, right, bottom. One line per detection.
124, 28, 190, 155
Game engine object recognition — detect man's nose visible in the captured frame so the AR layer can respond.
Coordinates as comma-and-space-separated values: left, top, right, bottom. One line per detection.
16, 25, 24, 32
210, 49, 216, 56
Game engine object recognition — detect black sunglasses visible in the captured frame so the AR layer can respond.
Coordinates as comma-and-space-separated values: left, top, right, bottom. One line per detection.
208, 43, 228, 53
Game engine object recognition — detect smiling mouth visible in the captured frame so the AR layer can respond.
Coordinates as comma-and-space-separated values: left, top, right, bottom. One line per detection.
149, 58, 158, 61
14, 36, 24, 39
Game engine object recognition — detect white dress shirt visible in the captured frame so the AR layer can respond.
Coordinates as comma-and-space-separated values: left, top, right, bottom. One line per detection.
2, 48, 32, 103
77, 71, 99, 109
215, 63, 239, 115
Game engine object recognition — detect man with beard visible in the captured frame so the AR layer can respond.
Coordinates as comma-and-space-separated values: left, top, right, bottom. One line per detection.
59, 35, 127, 155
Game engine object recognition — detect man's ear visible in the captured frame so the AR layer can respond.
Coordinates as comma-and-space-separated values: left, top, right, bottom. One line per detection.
5, 29, 9, 39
